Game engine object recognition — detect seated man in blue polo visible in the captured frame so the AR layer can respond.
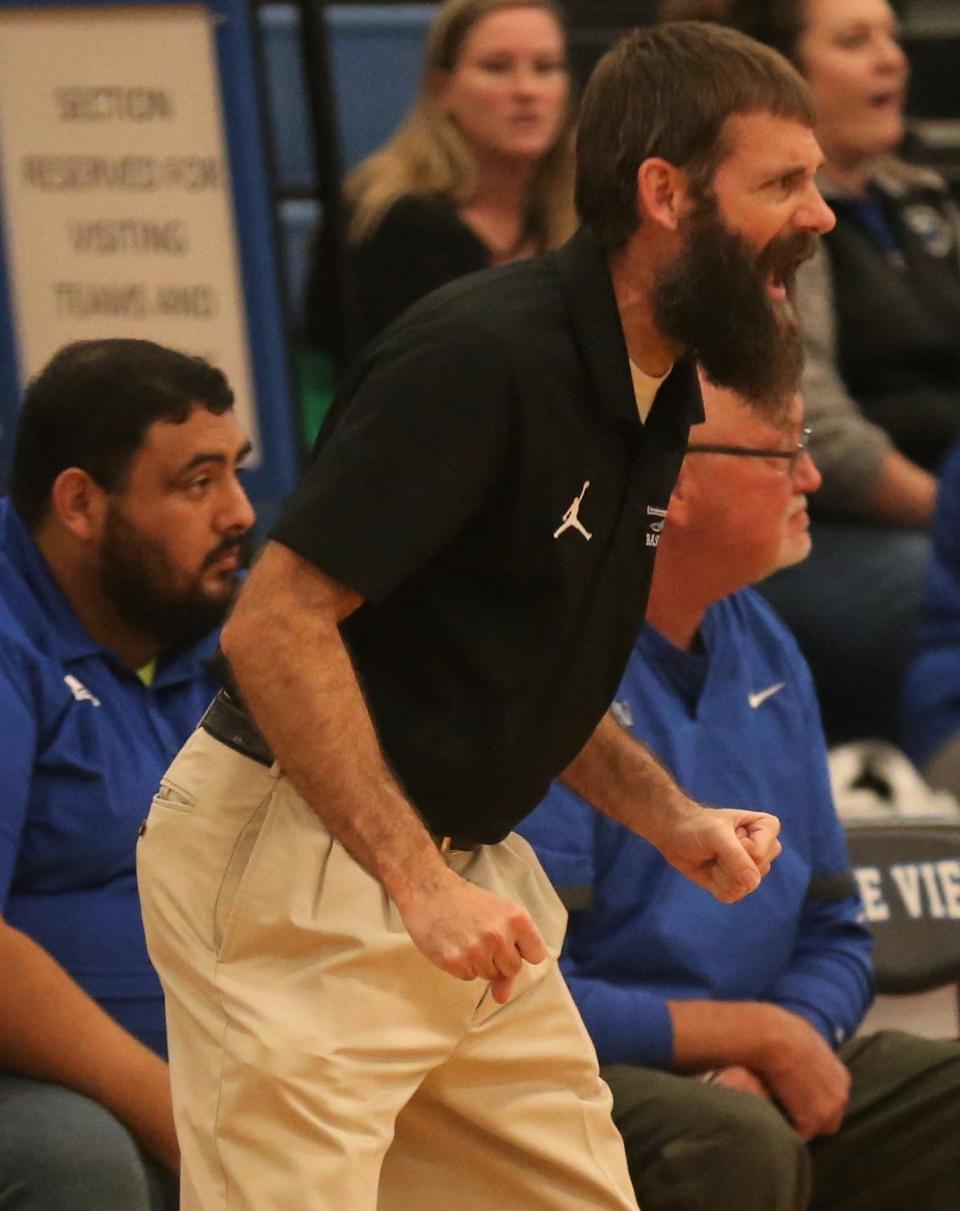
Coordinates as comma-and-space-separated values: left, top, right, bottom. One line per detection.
0, 339, 254, 1211
520, 375, 960, 1211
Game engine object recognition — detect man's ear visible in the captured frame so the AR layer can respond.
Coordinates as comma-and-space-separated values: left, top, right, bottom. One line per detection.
636, 158, 690, 233
49, 468, 109, 542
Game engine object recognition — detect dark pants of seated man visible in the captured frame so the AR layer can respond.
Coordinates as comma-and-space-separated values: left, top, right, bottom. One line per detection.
0, 1074, 178, 1211
604, 1030, 960, 1211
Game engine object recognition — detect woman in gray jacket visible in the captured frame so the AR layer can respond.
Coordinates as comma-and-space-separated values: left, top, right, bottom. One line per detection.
719, 0, 960, 744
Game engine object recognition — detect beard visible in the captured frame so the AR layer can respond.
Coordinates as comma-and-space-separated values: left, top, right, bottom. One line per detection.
98, 503, 250, 652
653, 192, 817, 416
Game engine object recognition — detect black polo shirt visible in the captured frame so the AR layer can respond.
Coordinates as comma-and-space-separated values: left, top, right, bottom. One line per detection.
272, 229, 703, 842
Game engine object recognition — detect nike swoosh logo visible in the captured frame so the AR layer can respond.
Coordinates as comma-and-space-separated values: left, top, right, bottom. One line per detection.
748, 682, 786, 710
611, 699, 634, 729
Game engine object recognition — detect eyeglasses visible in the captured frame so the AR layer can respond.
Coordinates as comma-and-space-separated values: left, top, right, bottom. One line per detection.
685, 427, 812, 474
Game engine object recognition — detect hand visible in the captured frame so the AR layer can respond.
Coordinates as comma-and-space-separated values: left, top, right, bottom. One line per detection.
660, 806, 782, 903
396, 869, 547, 1004
754, 1009, 851, 1142
712, 1065, 771, 1100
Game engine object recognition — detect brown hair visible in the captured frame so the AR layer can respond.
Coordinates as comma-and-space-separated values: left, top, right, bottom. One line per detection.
658, 1, 809, 68
657, 0, 732, 22
575, 20, 815, 251
346, 0, 576, 249
726, 0, 808, 65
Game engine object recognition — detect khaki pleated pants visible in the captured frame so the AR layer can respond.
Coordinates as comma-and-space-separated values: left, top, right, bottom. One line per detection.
137, 729, 639, 1211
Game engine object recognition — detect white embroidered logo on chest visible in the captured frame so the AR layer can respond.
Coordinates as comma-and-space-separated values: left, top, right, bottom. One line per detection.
64, 674, 101, 707
554, 480, 593, 541
611, 699, 634, 729
748, 682, 786, 710
645, 505, 667, 548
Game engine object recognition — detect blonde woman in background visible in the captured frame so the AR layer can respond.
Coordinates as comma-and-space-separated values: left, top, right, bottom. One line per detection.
305, 0, 575, 356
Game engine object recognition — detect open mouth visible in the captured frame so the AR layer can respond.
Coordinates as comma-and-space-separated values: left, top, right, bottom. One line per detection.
758, 228, 819, 303
765, 261, 801, 300
869, 89, 904, 112
766, 269, 787, 301
765, 250, 810, 301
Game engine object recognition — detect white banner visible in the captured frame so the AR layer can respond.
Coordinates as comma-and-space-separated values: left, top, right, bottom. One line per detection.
0, 4, 260, 458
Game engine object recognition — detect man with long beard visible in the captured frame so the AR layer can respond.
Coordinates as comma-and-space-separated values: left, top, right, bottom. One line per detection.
0, 338, 253, 1211
138, 22, 832, 1211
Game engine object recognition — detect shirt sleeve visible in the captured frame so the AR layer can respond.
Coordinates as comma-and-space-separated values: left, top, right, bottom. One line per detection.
271, 321, 509, 603
519, 786, 675, 1068
0, 643, 39, 910
797, 248, 895, 514
348, 197, 490, 345
767, 894, 874, 1049
562, 969, 676, 1069
765, 649, 875, 1046
304, 196, 492, 354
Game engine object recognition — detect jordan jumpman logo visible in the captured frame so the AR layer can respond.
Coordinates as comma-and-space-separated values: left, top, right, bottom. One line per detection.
554, 481, 593, 541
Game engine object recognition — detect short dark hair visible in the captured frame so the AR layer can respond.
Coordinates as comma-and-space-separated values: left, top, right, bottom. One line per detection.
11, 338, 235, 529
658, 0, 733, 22
726, 0, 807, 65
575, 20, 816, 250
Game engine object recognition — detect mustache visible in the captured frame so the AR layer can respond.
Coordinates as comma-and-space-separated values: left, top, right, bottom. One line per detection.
757, 230, 819, 279
201, 531, 253, 572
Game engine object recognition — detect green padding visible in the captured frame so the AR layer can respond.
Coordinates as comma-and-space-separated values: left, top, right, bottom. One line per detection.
295, 344, 337, 449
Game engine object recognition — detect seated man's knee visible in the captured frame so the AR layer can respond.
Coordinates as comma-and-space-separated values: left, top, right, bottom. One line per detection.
706, 1087, 811, 1206
0, 1076, 155, 1211
607, 1067, 811, 1211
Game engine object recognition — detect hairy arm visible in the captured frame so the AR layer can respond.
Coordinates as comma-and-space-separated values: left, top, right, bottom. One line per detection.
220, 542, 545, 1002
560, 713, 781, 902
0, 918, 178, 1171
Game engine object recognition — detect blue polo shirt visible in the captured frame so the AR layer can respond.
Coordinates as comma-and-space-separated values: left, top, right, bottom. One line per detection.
519, 590, 873, 1069
0, 499, 220, 1057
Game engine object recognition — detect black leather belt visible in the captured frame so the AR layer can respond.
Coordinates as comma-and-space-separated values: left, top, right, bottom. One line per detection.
200, 692, 483, 852
200, 689, 274, 766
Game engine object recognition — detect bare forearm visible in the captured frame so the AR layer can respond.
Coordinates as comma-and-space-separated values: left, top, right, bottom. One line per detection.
860, 450, 936, 527
667, 998, 792, 1073
560, 713, 695, 848
561, 714, 778, 901
221, 544, 451, 908
669, 996, 851, 1141
0, 920, 177, 1171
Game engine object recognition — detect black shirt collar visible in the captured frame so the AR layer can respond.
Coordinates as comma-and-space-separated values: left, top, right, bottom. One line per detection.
555, 229, 704, 431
